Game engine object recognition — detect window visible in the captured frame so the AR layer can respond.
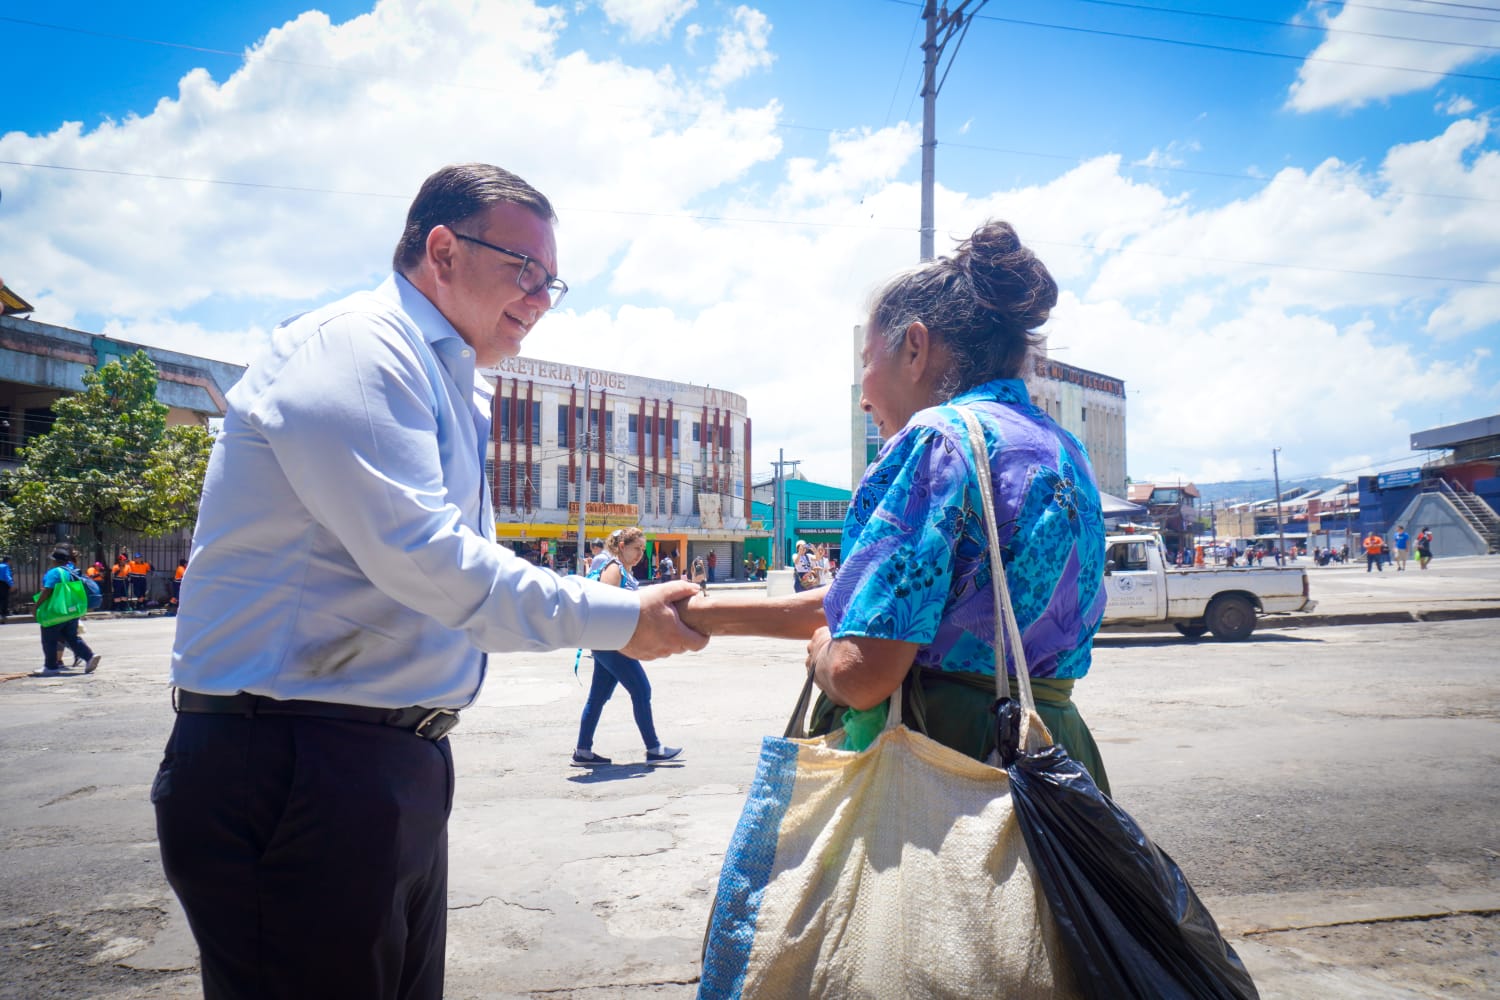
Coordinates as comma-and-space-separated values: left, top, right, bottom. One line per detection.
798, 500, 849, 522
497, 400, 540, 445
556, 466, 573, 507
1107, 542, 1150, 572
494, 461, 540, 508
627, 414, 639, 452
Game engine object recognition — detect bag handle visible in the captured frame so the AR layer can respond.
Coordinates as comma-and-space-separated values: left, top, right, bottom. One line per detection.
958, 407, 1053, 754
881, 406, 1048, 750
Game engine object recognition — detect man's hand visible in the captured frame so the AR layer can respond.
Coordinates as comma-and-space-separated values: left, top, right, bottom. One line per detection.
619, 580, 709, 660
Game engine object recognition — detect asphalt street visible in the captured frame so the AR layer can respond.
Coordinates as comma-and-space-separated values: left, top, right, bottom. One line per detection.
0, 555, 1496, 999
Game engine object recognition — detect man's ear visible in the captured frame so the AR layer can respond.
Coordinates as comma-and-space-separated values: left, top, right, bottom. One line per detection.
425, 225, 459, 282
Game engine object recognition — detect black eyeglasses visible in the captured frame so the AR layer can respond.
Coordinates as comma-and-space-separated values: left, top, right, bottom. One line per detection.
453, 233, 568, 308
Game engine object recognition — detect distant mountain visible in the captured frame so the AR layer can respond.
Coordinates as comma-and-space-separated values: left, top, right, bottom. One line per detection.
1190, 477, 1344, 506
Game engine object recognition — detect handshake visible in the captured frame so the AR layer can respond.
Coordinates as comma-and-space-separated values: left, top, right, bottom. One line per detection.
617, 580, 828, 660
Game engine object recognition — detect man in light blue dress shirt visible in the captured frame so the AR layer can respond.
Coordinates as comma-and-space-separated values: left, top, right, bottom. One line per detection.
152, 164, 706, 1000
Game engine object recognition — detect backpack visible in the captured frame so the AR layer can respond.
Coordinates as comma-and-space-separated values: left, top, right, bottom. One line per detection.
70, 568, 103, 611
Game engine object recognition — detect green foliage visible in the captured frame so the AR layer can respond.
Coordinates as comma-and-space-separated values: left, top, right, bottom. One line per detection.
0, 351, 215, 557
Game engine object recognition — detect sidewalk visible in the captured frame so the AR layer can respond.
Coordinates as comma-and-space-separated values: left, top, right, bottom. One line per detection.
1270, 553, 1500, 628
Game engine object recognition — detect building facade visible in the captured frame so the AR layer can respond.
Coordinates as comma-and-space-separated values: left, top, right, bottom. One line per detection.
849, 326, 1128, 497
484, 355, 764, 574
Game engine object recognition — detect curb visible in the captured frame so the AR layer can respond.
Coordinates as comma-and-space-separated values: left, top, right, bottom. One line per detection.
1267, 606, 1500, 629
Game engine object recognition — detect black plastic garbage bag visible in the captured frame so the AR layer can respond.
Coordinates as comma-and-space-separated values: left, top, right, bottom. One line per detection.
996, 699, 1260, 1000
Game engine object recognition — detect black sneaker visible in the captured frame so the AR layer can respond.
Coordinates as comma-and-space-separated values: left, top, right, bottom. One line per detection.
571, 750, 612, 766
646, 745, 683, 764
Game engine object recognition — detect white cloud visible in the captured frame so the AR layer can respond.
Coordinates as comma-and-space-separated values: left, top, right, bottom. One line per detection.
599, 0, 696, 42
0, 0, 1493, 490
1439, 94, 1477, 116
709, 6, 773, 88
1288, 2, 1500, 112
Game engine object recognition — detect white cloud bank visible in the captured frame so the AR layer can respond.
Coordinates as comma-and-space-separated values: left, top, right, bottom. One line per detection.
1289, 0, 1500, 112
1, 0, 1495, 488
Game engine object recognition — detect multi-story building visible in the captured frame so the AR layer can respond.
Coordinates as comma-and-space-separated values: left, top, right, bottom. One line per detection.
850, 327, 1127, 497
484, 355, 764, 575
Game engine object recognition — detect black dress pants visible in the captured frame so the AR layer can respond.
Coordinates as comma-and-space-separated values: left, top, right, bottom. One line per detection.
152, 711, 454, 999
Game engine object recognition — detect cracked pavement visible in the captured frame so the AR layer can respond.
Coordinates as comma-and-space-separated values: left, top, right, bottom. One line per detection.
0, 555, 1497, 998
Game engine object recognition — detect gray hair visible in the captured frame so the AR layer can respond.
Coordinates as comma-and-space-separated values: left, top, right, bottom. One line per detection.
869, 220, 1056, 400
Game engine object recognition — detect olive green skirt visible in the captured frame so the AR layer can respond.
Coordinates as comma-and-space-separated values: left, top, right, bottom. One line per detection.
809, 669, 1111, 797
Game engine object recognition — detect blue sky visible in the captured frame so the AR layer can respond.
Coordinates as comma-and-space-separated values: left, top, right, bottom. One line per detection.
2, 0, 1498, 488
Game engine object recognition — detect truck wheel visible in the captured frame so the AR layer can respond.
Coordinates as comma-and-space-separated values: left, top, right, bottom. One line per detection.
1206, 595, 1256, 641
1174, 622, 1209, 639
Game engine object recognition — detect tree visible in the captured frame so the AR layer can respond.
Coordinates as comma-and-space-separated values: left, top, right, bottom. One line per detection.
0, 351, 215, 597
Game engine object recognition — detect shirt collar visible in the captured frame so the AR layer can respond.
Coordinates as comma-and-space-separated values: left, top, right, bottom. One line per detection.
950, 377, 1031, 408
379, 273, 463, 351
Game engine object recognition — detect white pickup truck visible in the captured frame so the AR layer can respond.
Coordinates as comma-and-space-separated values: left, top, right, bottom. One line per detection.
1100, 533, 1317, 640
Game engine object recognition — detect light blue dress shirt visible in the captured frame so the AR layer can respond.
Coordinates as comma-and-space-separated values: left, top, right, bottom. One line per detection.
171, 274, 639, 709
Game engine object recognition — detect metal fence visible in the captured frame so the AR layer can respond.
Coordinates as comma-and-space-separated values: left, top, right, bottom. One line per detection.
4, 525, 192, 612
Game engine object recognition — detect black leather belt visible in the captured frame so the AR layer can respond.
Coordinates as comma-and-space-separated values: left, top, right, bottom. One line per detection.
173, 690, 460, 741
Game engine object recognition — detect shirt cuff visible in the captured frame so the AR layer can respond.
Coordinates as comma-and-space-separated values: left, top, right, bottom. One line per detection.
578, 583, 641, 651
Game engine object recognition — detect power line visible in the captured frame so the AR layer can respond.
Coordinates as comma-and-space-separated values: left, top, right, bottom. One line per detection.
1306, 0, 1500, 24
883, 0, 1500, 82
1067, 0, 1500, 41
941, 141, 1500, 205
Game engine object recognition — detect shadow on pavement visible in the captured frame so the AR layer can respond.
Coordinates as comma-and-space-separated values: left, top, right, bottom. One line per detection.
566, 761, 687, 784
1094, 632, 1322, 648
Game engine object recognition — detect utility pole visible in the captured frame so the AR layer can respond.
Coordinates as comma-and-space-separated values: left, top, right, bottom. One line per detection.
574, 383, 592, 575
1272, 447, 1287, 563
920, 0, 989, 260
770, 450, 801, 570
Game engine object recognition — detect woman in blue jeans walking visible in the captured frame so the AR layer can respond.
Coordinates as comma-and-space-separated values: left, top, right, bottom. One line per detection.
573, 527, 683, 766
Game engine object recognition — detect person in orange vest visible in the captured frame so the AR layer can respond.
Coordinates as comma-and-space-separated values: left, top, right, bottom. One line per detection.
127, 553, 153, 608
111, 551, 132, 610
171, 558, 188, 614
1362, 531, 1385, 573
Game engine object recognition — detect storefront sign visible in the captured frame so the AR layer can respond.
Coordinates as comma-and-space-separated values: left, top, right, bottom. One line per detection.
1376, 468, 1422, 489
567, 501, 639, 526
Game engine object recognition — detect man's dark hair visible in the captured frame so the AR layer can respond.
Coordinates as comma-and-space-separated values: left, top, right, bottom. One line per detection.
392, 164, 556, 274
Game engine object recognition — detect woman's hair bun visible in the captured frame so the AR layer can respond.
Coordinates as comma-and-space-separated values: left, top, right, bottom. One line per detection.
955, 221, 1057, 332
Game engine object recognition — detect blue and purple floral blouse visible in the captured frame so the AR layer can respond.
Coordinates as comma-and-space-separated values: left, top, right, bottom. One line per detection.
823, 379, 1107, 680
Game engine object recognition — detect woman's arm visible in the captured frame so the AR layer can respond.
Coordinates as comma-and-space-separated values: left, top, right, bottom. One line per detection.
806, 629, 920, 711
675, 587, 828, 639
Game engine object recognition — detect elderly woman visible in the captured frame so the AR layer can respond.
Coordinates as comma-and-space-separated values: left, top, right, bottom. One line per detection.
679, 219, 1110, 791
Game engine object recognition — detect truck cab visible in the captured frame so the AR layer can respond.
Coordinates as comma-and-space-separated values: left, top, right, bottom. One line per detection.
1103, 536, 1166, 621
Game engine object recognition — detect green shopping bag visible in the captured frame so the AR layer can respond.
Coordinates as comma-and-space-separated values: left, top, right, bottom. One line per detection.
35, 576, 89, 627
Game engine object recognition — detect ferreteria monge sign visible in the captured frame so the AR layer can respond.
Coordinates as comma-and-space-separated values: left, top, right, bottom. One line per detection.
568, 502, 639, 527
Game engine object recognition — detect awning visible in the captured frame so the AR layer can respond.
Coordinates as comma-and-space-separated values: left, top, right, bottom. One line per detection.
1100, 492, 1146, 515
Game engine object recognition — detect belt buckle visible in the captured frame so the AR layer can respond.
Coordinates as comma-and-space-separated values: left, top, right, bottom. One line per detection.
414, 708, 459, 741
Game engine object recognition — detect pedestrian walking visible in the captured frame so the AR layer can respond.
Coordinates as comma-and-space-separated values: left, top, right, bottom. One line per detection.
691, 556, 708, 595
793, 539, 816, 592
573, 527, 683, 767
1363, 531, 1385, 572
152, 163, 705, 1000
1392, 524, 1410, 571
706, 548, 717, 584
1416, 526, 1434, 569
30, 547, 101, 678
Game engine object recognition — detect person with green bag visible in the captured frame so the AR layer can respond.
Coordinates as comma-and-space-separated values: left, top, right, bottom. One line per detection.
30, 546, 101, 678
